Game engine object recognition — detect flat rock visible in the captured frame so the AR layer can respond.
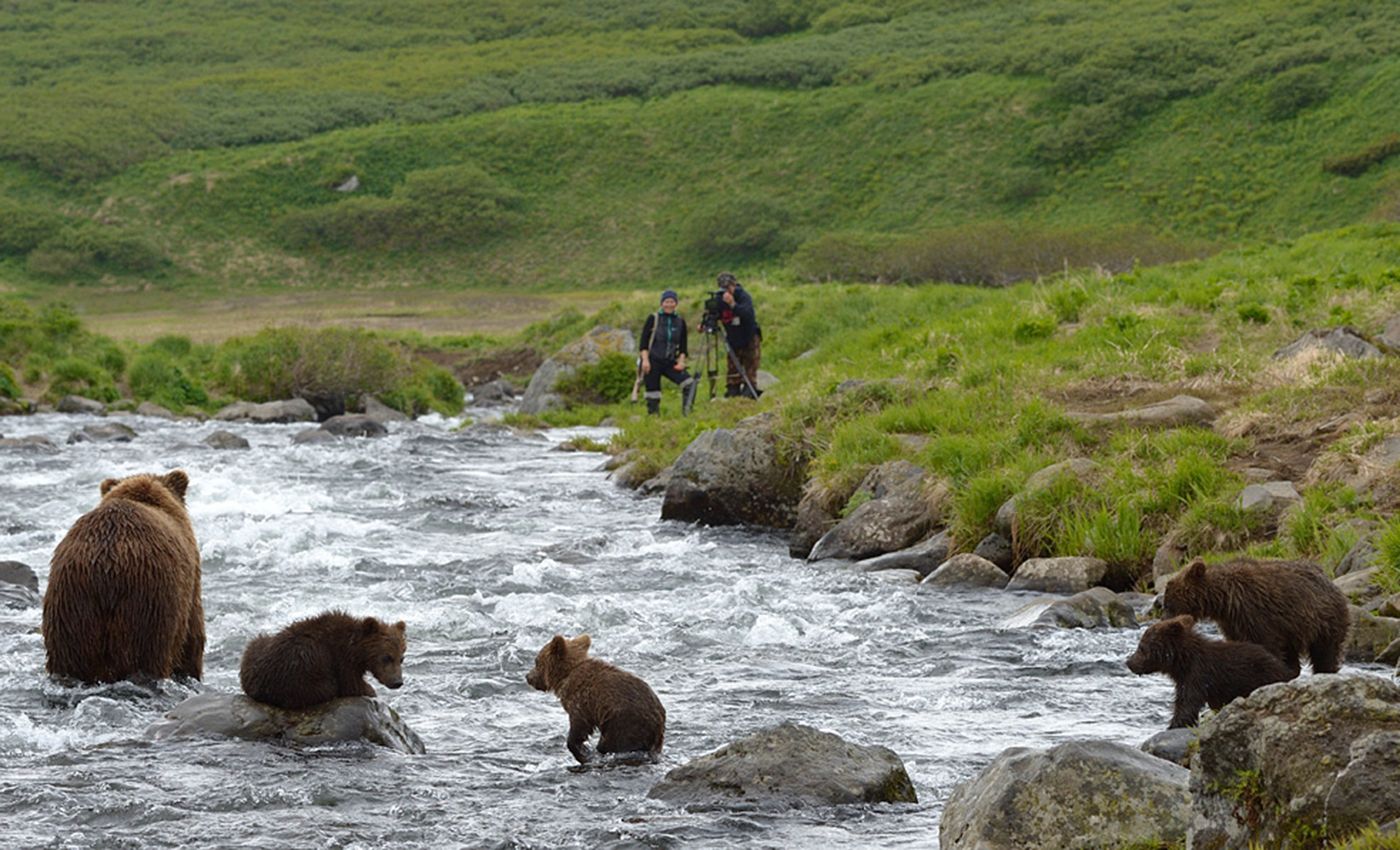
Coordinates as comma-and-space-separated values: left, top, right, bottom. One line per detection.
291, 428, 339, 445
808, 461, 941, 562
647, 722, 916, 808
922, 553, 1008, 589
321, 414, 388, 438
1141, 728, 1196, 768
1336, 567, 1383, 606
1069, 394, 1216, 429
145, 692, 425, 754
67, 422, 136, 444
1027, 587, 1138, 628
203, 430, 250, 450
361, 395, 411, 423
854, 530, 951, 577
0, 560, 39, 593
0, 434, 57, 451
135, 401, 177, 419
1006, 556, 1108, 594
1237, 480, 1301, 513
940, 739, 1189, 850
215, 399, 317, 424
0, 583, 39, 608
1273, 326, 1382, 361
468, 380, 515, 406
56, 395, 107, 415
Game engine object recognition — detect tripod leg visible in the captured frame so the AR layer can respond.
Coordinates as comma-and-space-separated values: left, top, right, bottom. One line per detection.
722, 337, 761, 399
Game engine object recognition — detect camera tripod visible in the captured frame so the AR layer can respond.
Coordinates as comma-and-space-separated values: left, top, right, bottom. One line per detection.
699, 328, 760, 401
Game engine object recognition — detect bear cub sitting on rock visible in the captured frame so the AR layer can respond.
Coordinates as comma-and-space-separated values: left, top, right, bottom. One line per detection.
1161, 557, 1349, 678
526, 634, 665, 764
1128, 614, 1292, 728
240, 611, 407, 710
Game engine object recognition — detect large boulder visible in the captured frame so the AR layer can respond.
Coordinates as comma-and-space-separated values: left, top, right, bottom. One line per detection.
135, 401, 177, 419
0, 397, 35, 415
854, 530, 951, 577
1006, 556, 1108, 594
807, 461, 945, 562
1141, 728, 1197, 768
0, 560, 39, 609
145, 693, 425, 754
789, 482, 846, 559
519, 326, 636, 415
0, 434, 57, 451
1378, 313, 1400, 353
1335, 535, 1378, 577
215, 399, 317, 424
940, 739, 1190, 850
360, 395, 410, 423
67, 422, 137, 444
921, 552, 1009, 589
1069, 395, 1216, 429
1189, 675, 1400, 850
1273, 327, 1383, 362
973, 532, 1013, 572
1018, 587, 1139, 629
661, 413, 804, 528
320, 414, 389, 438
1345, 607, 1400, 665
647, 722, 916, 808
468, 380, 515, 407
56, 395, 106, 415
203, 430, 250, 450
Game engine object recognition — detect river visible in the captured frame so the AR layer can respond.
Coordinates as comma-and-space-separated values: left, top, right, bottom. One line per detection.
0, 411, 1174, 848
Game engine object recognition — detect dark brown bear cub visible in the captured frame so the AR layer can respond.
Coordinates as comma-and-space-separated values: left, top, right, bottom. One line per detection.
1161, 557, 1349, 678
43, 470, 204, 684
526, 634, 665, 764
240, 611, 406, 710
1128, 615, 1292, 728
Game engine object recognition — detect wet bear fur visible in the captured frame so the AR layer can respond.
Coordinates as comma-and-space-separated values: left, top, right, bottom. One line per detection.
43, 471, 204, 683
1128, 615, 1293, 728
1161, 557, 1349, 678
526, 634, 665, 764
240, 611, 406, 710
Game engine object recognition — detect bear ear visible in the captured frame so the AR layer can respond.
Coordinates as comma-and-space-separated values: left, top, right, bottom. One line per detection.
1184, 559, 1207, 580
570, 634, 591, 655
100, 478, 120, 496
394, 620, 406, 633
547, 635, 568, 656
163, 470, 189, 500
1177, 614, 1196, 630
361, 617, 382, 636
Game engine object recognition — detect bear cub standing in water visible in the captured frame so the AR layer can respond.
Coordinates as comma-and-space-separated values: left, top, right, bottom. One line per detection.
240, 611, 406, 710
1127, 615, 1292, 728
526, 634, 665, 764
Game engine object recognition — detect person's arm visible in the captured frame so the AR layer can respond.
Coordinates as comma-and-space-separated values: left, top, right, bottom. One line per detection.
678, 317, 689, 358
733, 291, 756, 328
639, 315, 654, 373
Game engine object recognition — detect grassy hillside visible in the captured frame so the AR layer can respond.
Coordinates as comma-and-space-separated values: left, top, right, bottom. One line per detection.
1, 0, 1398, 297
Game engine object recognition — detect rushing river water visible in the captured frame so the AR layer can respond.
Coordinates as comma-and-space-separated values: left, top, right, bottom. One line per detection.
0, 410, 1180, 848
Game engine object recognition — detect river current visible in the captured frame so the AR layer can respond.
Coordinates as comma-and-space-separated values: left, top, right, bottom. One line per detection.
0, 410, 1177, 848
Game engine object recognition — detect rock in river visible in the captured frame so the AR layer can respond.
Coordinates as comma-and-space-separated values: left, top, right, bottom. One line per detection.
145, 692, 425, 754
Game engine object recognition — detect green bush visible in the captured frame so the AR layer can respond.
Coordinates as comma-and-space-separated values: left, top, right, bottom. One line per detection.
683, 194, 793, 260
0, 200, 65, 256
1323, 134, 1400, 177
0, 363, 19, 398
1013, 316, 1057, 343
1263, 65, 1330, 121
1236, 303, 1270, 324
128, 351, 209, 410
790, 231, 898, 282
812, 4, 889, 34
1376, 515, 1400, 593
1031, 103, 1127, 165
25, 225, 165, 277
555, 352, 637, 405
48, 356, 119, 402
279, 196, 415, 251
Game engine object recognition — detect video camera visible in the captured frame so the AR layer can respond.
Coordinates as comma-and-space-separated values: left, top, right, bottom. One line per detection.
699, 289, 727, 334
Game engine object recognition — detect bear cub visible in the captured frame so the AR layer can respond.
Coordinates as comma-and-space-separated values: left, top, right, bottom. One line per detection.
526, 634, 665, 764
1128, 615, 1292, 728
240, 611, 406, 710
1161, 557, 1349, 677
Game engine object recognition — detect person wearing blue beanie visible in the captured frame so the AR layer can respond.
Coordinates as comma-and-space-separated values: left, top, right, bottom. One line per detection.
638, 290, 696, 415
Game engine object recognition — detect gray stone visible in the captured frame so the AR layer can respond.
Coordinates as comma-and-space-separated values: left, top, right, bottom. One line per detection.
1141, 728, 1196, 768
333, 174, 360, 193
922, 552, 1009, 589
869, 568, 921, 584
1273, 326, 1383, 361
1346, 607, 1400, 664
1029, 587, 1139, 629
637, 466, 673, 496
0, 560, 39, 593
1378, 314, 1400, 353
808, 461, 942, 562
360, 395, 410, 423
291, 428, 339, 445
854, 530, 951, 577
1006, 556, 1108, 594
56, 395, 106, 415
1237, 480, 1301, 513
647, 722, 916, 808
940, 739, 1189, 850
1189, 675, 1400, 850
661, 413, 804, 528
135, 401, 177, 419
67, 422, 137, 444
145, 693, 425, 754
755, 370, 780, 392
0, 583, 39, 609
972, 532, 1013, 572
1335, 567, 1384, 606
203, 430, 250, 450
469, 380, 515, 406
519, 326, 636, 415
1152, 540, 1187, 587
215, 399, 317, 424
0, 434, 57, 451
0, 397, 35, 416
1069, 394, 1216, 429
995, 459, 1100, 537
321, 414, 388, 438
788, 483, 845, 559
1336, 535, 1378, 577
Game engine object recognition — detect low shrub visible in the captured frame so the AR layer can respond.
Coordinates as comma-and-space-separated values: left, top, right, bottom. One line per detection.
683, 193, 793, 260
1323, 134, 1400, 177
1236, 303, 1270, 324
555, 352, 636, 405
25, 225, 166, 278
0, 200, 65, 256
812, 3, 889, 34
48, 355, 119, 402
1262, 65, 1330, 121
1376, 515, 1400, 594
0, 363, 19, 398
128, 351, 209, 411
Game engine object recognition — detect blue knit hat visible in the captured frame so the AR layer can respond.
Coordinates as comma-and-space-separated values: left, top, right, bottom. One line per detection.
660, 289, 679, 304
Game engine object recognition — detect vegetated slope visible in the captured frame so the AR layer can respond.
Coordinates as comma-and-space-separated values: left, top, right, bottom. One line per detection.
0, 0, 1398, 290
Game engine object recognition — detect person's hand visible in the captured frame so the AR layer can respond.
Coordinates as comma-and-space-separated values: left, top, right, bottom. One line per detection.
640, 354, 651, 375
722, 290, 735, 306
675, 354, 687, 371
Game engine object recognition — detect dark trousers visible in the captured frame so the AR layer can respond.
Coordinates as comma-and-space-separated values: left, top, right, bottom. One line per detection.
725, 336, 761, 398
644, 360, 695, 414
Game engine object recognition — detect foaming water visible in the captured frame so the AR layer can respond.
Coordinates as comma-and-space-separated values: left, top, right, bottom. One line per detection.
0, 412, 1175, 848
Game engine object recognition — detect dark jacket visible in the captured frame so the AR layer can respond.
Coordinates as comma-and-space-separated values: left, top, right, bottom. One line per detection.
723, 284, 759, 350
640, 311, 688, 361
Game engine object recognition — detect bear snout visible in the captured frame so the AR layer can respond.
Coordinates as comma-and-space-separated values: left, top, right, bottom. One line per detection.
1126, 653, 1149, 674
385, 679, 403, 689
526, 669, 546, 691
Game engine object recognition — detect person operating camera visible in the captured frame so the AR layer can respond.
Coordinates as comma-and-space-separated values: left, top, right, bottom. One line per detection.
715, 272, 761, 398
639, 289, 698, 416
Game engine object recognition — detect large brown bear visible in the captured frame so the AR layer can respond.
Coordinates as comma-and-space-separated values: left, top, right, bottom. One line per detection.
1127, 614, 1293, 728
240, 611, 407, 710
1161, 557, 1349, 678
526, 634, 665, 764
43, 470, 204, 683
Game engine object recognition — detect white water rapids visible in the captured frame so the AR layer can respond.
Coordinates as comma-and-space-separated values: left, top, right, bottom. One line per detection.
0, 411, 1177, 848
